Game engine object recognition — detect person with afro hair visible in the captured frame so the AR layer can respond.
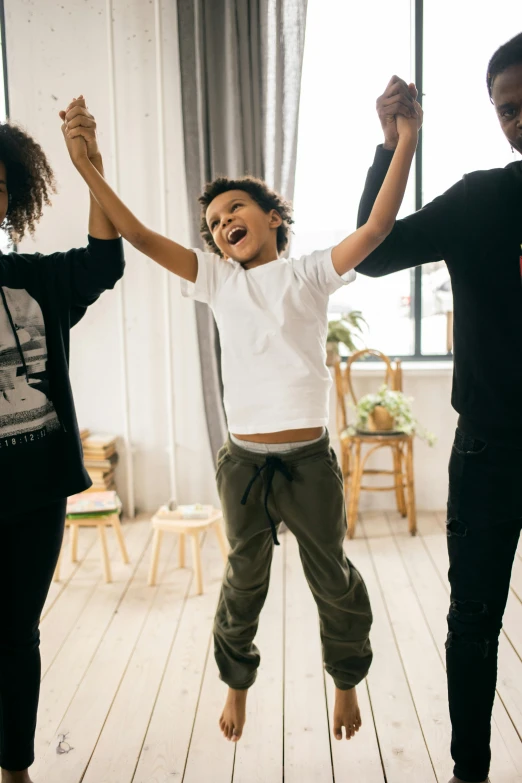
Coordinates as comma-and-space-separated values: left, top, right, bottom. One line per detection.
0, 98, 123, 783
356, 33, 522, 783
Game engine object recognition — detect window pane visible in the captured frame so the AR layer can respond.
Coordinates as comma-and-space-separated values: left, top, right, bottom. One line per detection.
421, 3, 518, 354
420, 261, 453, 355
292, 0, 415, 356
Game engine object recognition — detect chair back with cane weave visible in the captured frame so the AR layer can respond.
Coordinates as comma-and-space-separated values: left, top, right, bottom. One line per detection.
334, 349, 403, 434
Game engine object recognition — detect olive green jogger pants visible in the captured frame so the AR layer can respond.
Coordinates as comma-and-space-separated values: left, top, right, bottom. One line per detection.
214, 433, 373, 691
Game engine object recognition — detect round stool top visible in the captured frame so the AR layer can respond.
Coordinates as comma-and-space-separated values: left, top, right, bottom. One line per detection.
151, 505, 222, 531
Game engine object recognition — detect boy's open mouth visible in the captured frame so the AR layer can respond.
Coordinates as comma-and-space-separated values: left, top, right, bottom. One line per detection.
227, 226, 247, 246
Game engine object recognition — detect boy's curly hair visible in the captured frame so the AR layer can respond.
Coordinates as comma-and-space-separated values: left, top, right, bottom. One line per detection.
198, 175, 294, 257
0, 122, 56, 243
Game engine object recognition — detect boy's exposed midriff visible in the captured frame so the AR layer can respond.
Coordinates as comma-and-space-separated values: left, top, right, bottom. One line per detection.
232, 426, 324, 444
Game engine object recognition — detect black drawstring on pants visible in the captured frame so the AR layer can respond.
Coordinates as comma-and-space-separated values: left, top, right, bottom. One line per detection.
240, 455, 293, 545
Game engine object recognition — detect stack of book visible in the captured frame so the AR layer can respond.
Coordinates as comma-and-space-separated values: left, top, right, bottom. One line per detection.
81, 431, 118, 493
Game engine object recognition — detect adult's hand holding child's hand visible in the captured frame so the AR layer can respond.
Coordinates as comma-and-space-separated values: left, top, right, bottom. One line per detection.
377, 76, 419, 150
59, 96, 99, 168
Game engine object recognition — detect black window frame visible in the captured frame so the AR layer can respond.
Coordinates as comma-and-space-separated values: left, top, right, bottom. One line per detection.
407, 0, 452, 362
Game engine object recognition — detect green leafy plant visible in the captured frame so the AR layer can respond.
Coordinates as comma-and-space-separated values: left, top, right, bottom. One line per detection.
327, 311, 367, 353
351, 384, 436, 446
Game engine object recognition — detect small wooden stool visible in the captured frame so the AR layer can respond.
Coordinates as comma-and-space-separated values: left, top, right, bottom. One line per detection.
54, 512, 129, 584
148, 506, 228, 594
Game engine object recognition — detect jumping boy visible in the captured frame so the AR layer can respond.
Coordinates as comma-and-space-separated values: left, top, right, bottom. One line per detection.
60, 93, 422, 743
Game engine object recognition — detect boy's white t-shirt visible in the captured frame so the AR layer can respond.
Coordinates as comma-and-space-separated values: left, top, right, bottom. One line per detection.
181, 247, 355, 435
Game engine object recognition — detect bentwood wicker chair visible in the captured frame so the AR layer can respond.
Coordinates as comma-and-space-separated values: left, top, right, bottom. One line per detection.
334, 349, 416, 539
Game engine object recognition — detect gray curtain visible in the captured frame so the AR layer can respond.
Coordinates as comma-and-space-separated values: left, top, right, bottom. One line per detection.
177, 0, 308, 463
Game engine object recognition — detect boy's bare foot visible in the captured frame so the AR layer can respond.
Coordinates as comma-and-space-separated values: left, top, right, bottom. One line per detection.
333, 686, 362, 740
1, 770, 33, 783
219, 687, 248, 742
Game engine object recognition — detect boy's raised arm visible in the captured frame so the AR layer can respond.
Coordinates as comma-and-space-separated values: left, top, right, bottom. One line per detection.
331, 99, 422, 277
60, 98, 198, 283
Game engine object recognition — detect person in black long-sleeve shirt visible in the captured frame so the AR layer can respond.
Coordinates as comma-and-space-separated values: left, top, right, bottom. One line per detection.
356, 35, 522, 783
0, 100, 124, 783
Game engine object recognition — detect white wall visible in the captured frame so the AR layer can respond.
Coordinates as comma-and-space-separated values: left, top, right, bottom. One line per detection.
3, 1, 455, 513
4, 0, 218, 513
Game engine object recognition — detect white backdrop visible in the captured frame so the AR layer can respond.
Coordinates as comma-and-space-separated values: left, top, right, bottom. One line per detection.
4, 0, 457, 513
4, 0, 217, 514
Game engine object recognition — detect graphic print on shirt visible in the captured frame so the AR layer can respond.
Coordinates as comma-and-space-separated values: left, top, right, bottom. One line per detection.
0, 287, 60, 449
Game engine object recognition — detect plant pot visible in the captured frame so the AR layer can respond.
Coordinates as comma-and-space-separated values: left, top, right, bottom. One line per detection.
326, 341, 339, 367
367, 405, 395, 432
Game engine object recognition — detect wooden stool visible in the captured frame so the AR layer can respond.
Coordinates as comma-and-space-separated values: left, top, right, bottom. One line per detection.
148, 507, 228, 594
53, 512, 129, 584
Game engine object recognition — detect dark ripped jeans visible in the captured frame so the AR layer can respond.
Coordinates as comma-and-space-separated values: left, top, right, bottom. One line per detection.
446, 428, 522, 783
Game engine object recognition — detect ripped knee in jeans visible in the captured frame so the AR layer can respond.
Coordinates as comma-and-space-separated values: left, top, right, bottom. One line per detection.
446, 598, 491, 658
446, 517, 467, 537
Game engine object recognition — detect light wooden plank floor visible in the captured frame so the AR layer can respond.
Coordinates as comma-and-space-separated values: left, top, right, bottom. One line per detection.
30, 512, 522, 782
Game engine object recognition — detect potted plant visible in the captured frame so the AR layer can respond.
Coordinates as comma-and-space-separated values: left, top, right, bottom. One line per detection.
352, 385, 436, 445
326, 311, 367, 366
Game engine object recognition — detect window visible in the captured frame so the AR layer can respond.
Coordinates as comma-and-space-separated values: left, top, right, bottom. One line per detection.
421, 0, 518, 355
292, 0, 518, 359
